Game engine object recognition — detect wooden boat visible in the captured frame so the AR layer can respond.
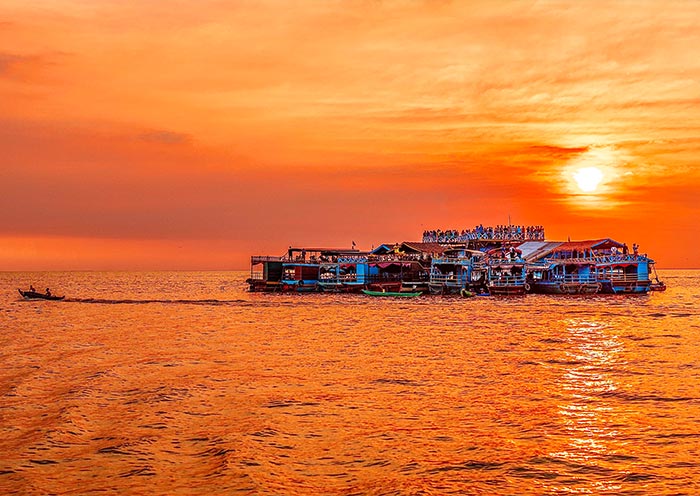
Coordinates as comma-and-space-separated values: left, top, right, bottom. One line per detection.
366, 281, 402, 293
18, 289, 65, 301
649, 264, 666, 291
487, 260, 528, 295
362, 289, 421, 298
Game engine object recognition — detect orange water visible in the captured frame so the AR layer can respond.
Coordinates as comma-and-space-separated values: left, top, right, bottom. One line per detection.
1, 271, 698, 495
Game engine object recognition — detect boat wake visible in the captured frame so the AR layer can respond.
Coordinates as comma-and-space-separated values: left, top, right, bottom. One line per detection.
64, 298, 251, 306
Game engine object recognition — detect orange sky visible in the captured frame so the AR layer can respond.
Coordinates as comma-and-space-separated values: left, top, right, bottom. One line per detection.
1, 0, 699, 270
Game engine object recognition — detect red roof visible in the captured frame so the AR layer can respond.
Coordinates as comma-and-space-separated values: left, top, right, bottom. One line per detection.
401, 242, 446, 254
552, 238, 623, 252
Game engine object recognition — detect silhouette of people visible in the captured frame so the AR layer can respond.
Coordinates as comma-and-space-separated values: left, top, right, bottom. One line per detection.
30, 285, 35, 292
45, 288, 51, 296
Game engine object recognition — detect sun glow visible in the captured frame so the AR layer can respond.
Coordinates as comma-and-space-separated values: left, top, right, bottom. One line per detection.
573, 167, 604, 193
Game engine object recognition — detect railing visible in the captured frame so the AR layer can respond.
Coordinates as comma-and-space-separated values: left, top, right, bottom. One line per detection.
249, 272, 264, 280
431, 257, 480, 264
548, 254, 649, 264
488, 258, 526, 264
489, 275, 526, 286
546, 274, 598, 283
362, 273, 429, 283
251, 256, 285, 263
430, 274, 468, 284
423, 233, 546, 243
603, 273, 647, 283
369, 254, 427, 262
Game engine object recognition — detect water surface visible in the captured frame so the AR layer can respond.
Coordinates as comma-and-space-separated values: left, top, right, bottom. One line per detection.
1, 270, 698, 494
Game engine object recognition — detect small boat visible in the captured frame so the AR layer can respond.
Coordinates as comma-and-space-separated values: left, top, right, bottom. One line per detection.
361, 289, 421, 298
18, 289, 65, 301
649, 264, 666, 291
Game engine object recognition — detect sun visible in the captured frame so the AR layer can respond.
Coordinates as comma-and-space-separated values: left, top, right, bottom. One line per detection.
573, 167, 604, 193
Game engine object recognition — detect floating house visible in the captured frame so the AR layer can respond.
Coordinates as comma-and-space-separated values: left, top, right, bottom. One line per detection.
368, 242, 437, 292
248, 247, 361, 292
484, 246, 528, 295
428, 247, 486, 295
522, 239, 654, 294
521, 241, 600, 294
247, 227, 658, 296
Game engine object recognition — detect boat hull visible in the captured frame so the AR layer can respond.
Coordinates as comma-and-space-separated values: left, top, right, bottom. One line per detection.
532, 282, 601, 295
367, 282, 402, 293
362, 290, 421, 298
246, 279, 282, 292
598, 280, 650, 294
488, 286, 527, 296
18, 289, 65, 301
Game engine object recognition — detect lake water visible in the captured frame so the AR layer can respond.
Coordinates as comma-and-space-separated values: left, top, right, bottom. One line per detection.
1, 270, 699, 495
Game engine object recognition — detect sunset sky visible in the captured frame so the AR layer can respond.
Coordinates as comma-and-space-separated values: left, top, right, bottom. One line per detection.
1, 0, 699, 270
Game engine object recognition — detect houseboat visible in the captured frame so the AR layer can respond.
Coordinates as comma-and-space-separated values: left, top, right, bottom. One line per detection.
525, 241, 603, 294
521, 239, 653, 295
483, 244, 528, 295
247, 224, 661, 297
368, 243, 435, 292
318, 253, 370, 292
247, 255, 284, 292
429, 247, 487, 295
487, 259, 528, 295
595, 254, 653, 294
248, 247, 361, 292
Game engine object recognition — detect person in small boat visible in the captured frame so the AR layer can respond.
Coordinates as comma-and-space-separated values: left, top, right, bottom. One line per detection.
46, 288, 51, 296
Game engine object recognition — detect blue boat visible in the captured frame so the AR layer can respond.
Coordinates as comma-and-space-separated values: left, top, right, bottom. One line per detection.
318, 255, 370, 292
485, 246, 528, 295
429, 247, 487, 295
523, 239, 652, 294
595, 254, 652, 294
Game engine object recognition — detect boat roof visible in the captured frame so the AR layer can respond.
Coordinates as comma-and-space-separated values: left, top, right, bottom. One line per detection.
287, 247, 362, 255
400, 242, 446, 254
520, 238, 626, 261
518, 241, 564, 262
371, 242, 446, 255
552, 238, 624, 252
443, 247, 485, 257
371, 244, 395, 254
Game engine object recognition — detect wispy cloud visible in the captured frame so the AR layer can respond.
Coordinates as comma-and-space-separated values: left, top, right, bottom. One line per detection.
137, 130, 191, 145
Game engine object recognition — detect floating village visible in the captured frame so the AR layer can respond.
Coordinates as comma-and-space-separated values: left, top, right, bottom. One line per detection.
247, 224, 666, 296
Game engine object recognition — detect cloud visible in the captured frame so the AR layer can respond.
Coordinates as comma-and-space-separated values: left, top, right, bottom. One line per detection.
0, 52, 39, 79
1, 0, 699, 267
137, 130, 192, 145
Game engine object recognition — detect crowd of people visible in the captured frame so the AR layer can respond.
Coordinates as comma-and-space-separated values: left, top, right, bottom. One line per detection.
423, 225, 545, 243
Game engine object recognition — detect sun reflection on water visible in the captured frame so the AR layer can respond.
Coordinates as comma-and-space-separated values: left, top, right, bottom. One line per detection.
548, 318, 629, 494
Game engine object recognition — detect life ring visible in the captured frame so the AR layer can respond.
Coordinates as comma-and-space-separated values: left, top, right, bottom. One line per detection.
524, 283, 531, 292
